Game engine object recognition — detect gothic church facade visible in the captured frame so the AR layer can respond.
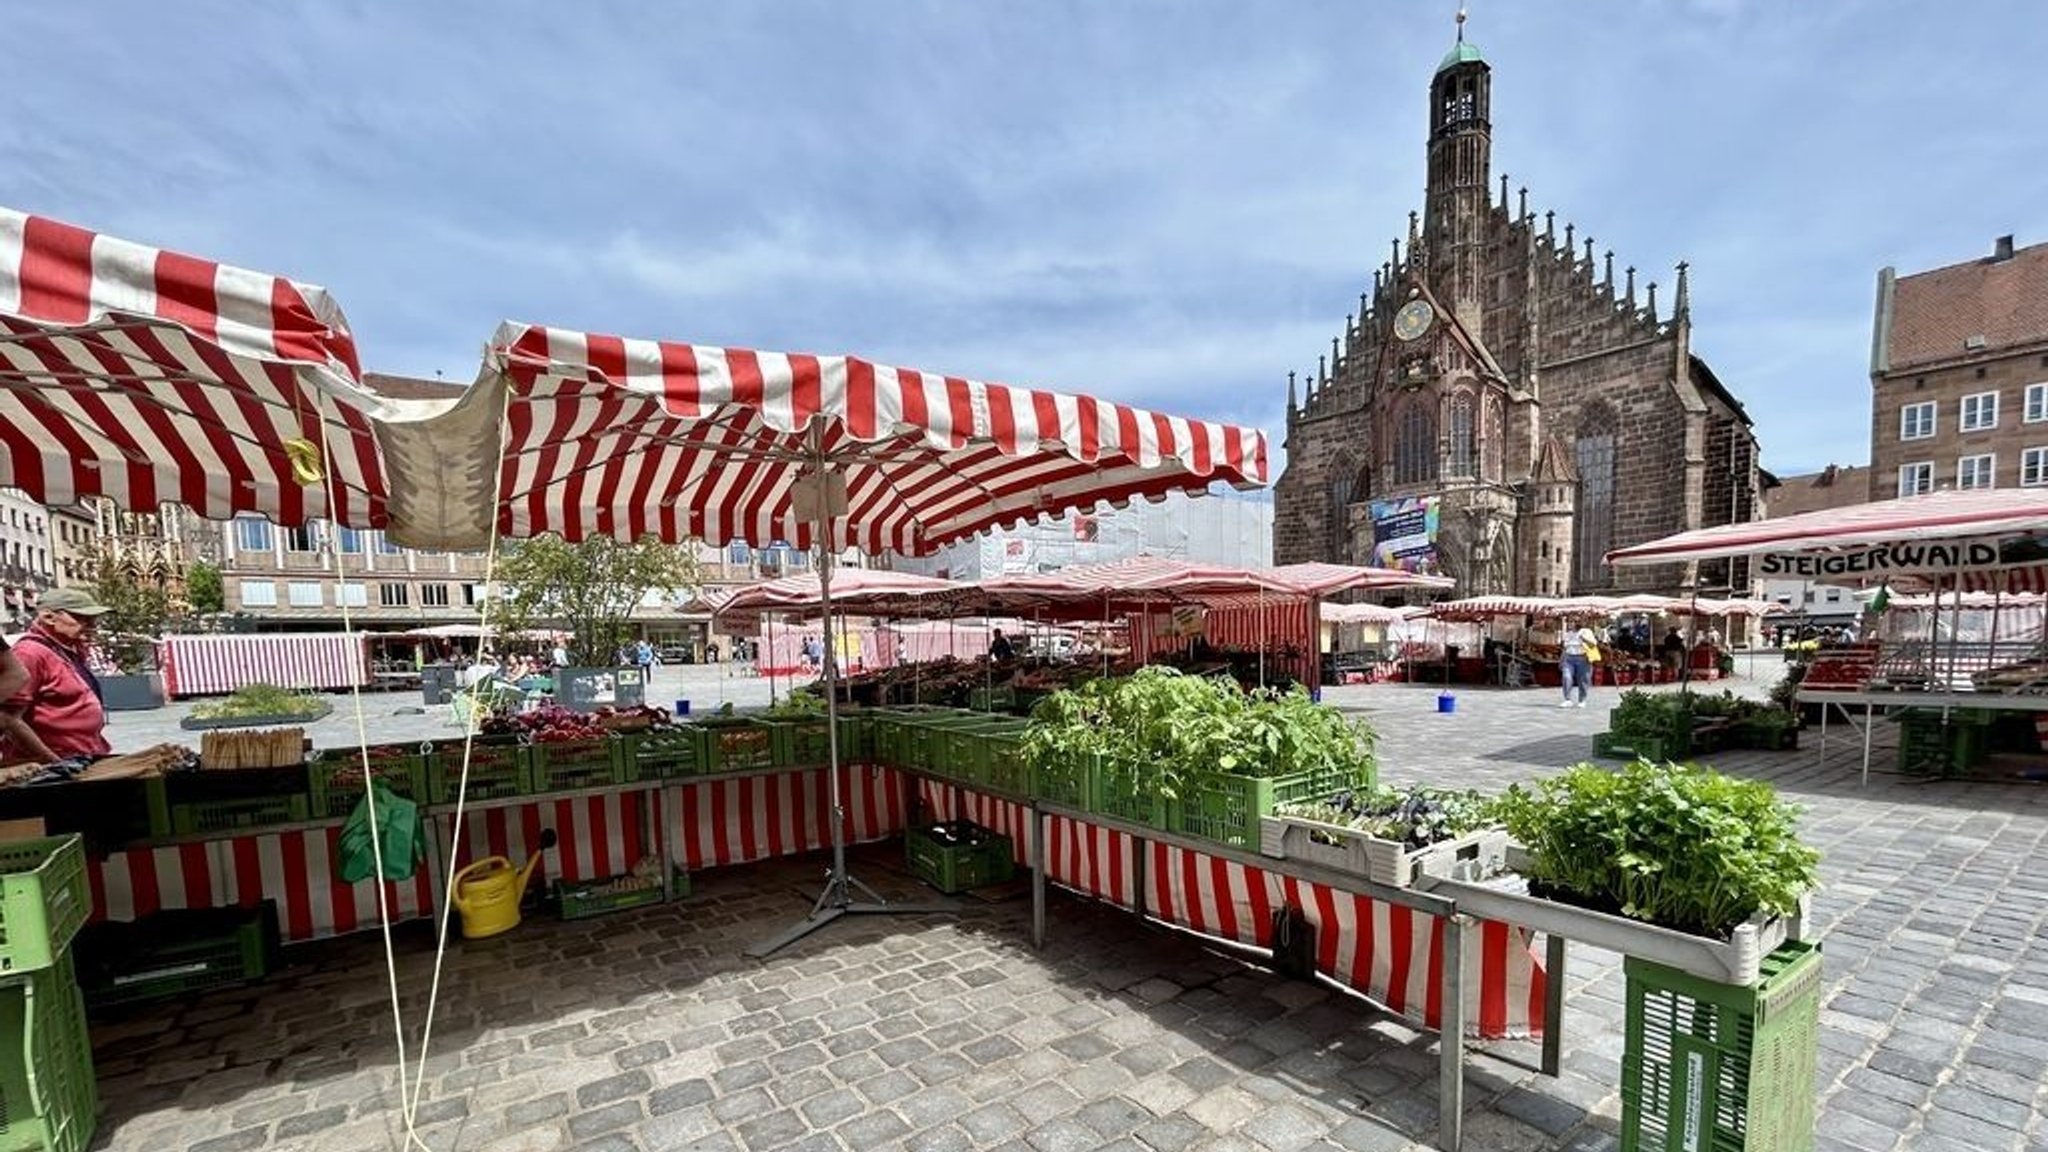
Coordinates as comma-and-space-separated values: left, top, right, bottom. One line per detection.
1273, 33, 1765, 597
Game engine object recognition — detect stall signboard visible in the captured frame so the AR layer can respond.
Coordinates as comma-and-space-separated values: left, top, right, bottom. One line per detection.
1369, 497, 1440, 572
1758, 532, 2048, 582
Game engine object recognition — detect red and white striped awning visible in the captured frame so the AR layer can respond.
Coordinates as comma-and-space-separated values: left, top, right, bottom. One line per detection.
389, 323, 1269, 553
1321, 602, 1414, 625
1606, 489, 2048, 566
0, 207, 392, 527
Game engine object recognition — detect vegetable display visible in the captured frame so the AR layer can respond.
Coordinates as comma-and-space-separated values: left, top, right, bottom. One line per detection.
1020, 667, 1375, 804
1277, 785, 1498, 851
1496, 760, 1819, 939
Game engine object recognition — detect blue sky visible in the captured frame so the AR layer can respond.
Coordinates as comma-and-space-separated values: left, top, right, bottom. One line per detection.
6, 2, 2043, 479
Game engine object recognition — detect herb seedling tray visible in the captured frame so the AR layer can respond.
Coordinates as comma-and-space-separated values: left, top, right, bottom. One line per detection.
1416, 846, 1812, 986
1257, 816, 1509, 889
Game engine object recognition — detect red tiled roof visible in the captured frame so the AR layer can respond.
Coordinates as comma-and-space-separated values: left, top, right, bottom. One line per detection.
1887, 240, 2048, 370
362, 371, 464, 400
1766, 465, 1870, 519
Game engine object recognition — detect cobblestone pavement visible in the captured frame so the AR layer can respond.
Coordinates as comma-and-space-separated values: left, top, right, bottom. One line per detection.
87, 660, 2048, 1152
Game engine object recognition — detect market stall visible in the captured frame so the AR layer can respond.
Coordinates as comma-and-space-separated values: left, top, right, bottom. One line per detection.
1608, 488, 2048, 783
0, 206, 1604, 1152
157, 632, 370, 697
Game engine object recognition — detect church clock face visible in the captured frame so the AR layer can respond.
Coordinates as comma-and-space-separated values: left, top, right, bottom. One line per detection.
1393, 299, 1436, 342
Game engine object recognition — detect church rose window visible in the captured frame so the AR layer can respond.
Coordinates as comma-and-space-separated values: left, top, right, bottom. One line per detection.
1396, 404, 1439, 486
1447, 395, 1476, 478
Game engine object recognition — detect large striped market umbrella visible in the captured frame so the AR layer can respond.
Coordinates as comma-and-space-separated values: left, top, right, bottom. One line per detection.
403, 320, 1272, 955
0, 207, 392, 528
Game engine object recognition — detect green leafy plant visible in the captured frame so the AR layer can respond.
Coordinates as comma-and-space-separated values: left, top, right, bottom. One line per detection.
1021, 668, 1376, 807
489, 535, 702, 667
190, 682, 327, 720
1609, 689, 1689, 743
1279, 784, 1496, 850
185, 561, 226, 616
1495, 760, 1819, 938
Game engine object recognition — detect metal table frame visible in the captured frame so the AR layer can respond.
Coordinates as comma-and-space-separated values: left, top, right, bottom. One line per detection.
1798, 687, 2048, 785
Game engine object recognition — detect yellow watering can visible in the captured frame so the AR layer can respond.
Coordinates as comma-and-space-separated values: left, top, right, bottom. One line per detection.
450, 830, 555, 939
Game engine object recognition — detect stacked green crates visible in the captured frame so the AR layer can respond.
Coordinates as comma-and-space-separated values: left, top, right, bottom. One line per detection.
307, 745, 432, 819
1895, 709, 1989, 777
0, 952, 95, 1152
1622, 941, 1823, 1152
765, 717, 833, 768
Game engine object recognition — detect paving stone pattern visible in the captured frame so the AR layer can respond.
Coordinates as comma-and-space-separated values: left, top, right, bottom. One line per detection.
90, 660, 2048, 1151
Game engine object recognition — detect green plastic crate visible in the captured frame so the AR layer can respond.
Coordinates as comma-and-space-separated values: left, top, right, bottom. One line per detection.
697, 720, 775, 773
615, 727, 703, 781
1174, 764, 1368, 849
906, 823, 1016, 894
765, 718, 834, 768
836, 713, 875, 764
1896, 712, 1988, 777
425, 739, 528, 804
145, 775, 313, 838
1622, 941, 1823, 1152
553, 874, 666, 920
907, 712, 1000, 774
0, 837, 88, 976
1091, 762, 1174, 830
527, 737, 622, 793
0, 951, 95, 1152
74, 902, 281, 1010
968, 685, 1016, 713
307, 746, 431, 819
1032, 749, 1098, 810
967, 730, 1036, 799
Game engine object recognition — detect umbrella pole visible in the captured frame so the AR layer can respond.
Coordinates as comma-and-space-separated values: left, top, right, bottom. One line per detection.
748, 429, 953, 959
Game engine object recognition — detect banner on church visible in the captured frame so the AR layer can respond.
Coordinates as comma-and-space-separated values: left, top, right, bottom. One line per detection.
1369, 497, 1439, 572
1756, 533, 2048, 581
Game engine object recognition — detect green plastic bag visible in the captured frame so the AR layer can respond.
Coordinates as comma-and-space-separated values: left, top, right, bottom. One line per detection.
339, 780, 425, 883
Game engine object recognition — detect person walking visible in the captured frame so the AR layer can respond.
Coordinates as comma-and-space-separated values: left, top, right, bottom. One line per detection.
1559, 623, 1595, 708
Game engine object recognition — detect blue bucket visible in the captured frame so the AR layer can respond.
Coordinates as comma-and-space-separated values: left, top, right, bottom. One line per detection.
1436, 693, 1457, 714
675, 698, 692, 716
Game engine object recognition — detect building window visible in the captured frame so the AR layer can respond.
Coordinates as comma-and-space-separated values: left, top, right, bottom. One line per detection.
1899, 401, 1936, 441
1326, 454, 1358, 558
726, 542, 751, 565
1960, 391, 1999, 432
1958, 453, 1996, 490
1445, 395, 1476, 478
379, 583, 410, 607
287, 581, 323, 607
238, 580, 278, 608
333, 527, 365, 554
283, 524, 318, 552
1394, 404, 1438, 486
337, 582, 368, 608
421, 583, 451, 608
1573, 434, 1615, 589
1897, 462, 1934, 497
375, 532, 404, 555
234, 517, 274, 553
2024, 448, 2048, 487
2026, 383, 2048, 424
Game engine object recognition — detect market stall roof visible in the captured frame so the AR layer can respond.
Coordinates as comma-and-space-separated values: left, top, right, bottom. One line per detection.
714, 569, 972, 625
1261, 562, 1454, 596
0, 206, 406, 527
1320, 602, 1415, 625
1420, 595, 1556, 622
377, 323, 1269, 553
1604, 489, 2048, 572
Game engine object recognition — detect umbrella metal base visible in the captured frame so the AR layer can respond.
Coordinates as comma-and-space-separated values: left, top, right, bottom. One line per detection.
744, 867, 957, 958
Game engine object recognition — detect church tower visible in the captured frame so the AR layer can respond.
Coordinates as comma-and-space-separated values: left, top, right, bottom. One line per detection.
1424, 11, 1491, 333
1523, 436, 1578, 596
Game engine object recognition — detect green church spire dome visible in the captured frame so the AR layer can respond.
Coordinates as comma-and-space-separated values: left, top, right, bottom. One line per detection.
1438, 6, 1483, 72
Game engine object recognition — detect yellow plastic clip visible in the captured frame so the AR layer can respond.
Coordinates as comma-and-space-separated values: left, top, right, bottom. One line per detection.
283, 438, 325, 485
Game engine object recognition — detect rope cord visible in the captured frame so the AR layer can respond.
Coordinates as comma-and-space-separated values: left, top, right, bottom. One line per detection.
402, 379, 517, 1142
309, 398, 425, 1150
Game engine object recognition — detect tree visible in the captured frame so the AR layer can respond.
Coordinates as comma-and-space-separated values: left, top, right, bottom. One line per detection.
186, 561, 225, 616
74, 545, 173, 672
488, 536, 702, 665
